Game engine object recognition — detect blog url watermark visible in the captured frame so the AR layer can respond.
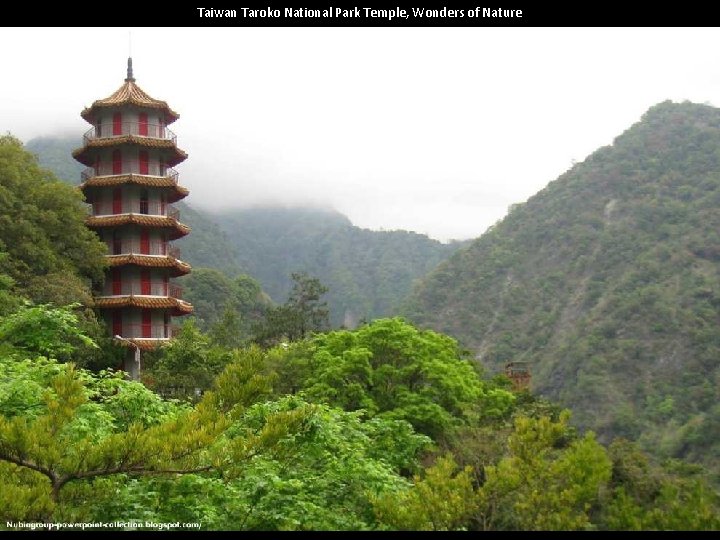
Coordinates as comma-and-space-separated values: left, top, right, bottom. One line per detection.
6, 521, 201, 531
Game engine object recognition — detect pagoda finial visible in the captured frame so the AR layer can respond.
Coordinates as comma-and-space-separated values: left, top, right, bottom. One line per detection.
125, 57, 135, 83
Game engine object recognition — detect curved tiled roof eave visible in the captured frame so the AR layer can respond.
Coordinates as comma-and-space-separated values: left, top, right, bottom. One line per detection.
72, 137, 188, 167
106, 254, 192, 276
85, 214, 191, 239
81, 80, 179, 124
80, 175, 189, 203
93, 295, 194, 315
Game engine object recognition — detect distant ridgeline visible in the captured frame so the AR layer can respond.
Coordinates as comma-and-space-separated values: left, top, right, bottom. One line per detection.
25, 134, 466, 326
185, 206, 465, 327
405, 101, 720, 475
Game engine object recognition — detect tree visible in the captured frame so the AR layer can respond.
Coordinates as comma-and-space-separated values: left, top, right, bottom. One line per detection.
0, 135, 106, 304
0, 361, 225, 520
253, 272, 330, 346
143, 319, 232, 399
476, 412, 612, 530
269, 318, 515, 440
0, 303, 97, 361
372, 455, 478, 531
286, 272, 329, 339
599, 439, 720, 530
0, 340, 308, 524
208, 306, 247, 349
216, 397, 425, 530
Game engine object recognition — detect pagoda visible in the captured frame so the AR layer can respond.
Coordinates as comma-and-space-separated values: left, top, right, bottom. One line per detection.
73, 58, 193, 379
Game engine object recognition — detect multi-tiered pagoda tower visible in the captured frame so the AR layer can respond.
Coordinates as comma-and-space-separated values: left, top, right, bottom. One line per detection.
73, 58, 193, 378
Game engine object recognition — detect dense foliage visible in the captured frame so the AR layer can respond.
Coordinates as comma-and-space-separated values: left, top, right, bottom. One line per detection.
269, 318, 514, 440
405, 101, 720, 477
253, 272, 330, 346
181, 268, 271, 335
2, 305, 718, 531
0, 136, 117, 370
0, 136, 106, 307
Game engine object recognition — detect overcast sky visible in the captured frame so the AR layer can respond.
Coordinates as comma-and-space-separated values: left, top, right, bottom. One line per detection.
2, 27, 719, 241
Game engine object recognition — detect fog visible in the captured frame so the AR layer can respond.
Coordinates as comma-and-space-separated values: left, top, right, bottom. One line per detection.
3, 27, 719, 241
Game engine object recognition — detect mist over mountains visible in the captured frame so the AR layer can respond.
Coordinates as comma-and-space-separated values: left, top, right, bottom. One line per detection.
26, 134, 466, 326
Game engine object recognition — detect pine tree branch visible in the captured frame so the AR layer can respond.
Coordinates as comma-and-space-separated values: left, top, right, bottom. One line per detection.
0, 451, 58, 485
55, 464, 213, 492
74, 464, 213, 480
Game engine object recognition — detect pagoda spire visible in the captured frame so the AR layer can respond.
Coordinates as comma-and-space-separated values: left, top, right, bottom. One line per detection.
126, 57, 135, 83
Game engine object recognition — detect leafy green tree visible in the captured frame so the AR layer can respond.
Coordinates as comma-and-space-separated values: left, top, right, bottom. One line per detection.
0, 362, 225, 520
253, 272, 330, 345
476, 412, 612, 530
600, 439, 720, 530
208, 306, 246, 349
441, 392, 565, 487
71, 398, 427, 531
372, 455, 478, 530
219, 397, 425, 530
270, 318, 515, 440
0, 303, 96, 361
0, 135, 106, 304
143, 319, 232, 399
37, 345, 428, 531
0, 258, 23, 317
0, 329, 307, 525
286, 272, 329, 338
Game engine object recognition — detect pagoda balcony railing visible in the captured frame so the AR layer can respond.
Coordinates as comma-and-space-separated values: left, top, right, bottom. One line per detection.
83, 123, 176, 144
101, 281, 183, 298
116, 324, 174, 340
82, 162, 178, 182
106, 240, 181, 259
92, 202, 179, 220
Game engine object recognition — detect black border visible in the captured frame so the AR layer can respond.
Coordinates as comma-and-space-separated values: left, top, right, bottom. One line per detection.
8, 4, 703, 27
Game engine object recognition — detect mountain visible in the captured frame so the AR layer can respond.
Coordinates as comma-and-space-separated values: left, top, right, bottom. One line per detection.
404, 101, 720, 473
174, 201, 241, 277
24, 135, 466, 326
208, 206, 465, 326
25, 135, 84, 185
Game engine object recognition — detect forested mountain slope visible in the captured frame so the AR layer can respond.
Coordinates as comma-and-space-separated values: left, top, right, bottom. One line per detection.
405, 101, 720, 473
211, 206, 464, 326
